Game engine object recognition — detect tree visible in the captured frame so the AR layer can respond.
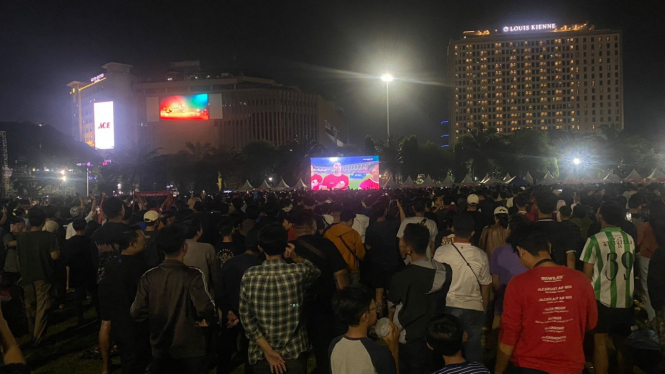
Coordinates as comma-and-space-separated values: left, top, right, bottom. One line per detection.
376, 135, 403, 181
276, 137, 325, 185
239, 141, 278, 186
400, 135, 420, 180
453, 127, 504, 180
102, 146, 163, 190
364, 135, 377, 156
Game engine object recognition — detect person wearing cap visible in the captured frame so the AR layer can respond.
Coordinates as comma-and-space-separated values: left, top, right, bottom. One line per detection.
324, 209, 366, 285
464, 194, 491, 247
142, 210, 161, 241
65, 195, 98, 240
479, 206, 510, 258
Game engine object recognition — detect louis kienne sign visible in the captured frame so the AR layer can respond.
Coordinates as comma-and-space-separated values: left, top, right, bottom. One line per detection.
503, 23, 557, 33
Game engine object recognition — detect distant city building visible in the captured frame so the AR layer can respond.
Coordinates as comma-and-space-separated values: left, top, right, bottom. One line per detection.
67, 61, 345, 154
448, 23, 623, 143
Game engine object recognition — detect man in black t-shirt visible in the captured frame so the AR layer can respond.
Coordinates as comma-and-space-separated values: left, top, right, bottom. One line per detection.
99, 226, 150, 374
365, 203, 401, 311
531, 191, 576, 268
290, 209, 348, 374
304, 196, 328, 235
63, 219, 97, 324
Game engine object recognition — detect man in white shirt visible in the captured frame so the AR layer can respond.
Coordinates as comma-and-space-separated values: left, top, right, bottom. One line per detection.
397, 198, 438, 258
433, 214, 491, 364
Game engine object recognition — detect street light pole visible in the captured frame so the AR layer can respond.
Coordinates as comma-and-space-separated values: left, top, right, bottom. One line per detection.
381, 73, 394, 145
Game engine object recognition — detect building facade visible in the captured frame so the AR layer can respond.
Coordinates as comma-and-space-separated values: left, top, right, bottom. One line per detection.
448, 23, 623, 143
68, 61, 345, 154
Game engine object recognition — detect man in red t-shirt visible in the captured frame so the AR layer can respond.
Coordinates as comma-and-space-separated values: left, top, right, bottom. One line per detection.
359, 163, 380, 190
311, 165, 323, 190
322, 162, 349, 190
495, 225, 597, 374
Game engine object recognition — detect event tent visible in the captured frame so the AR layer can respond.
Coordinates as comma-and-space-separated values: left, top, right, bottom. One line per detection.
274, 178, 290, 191
481, 176, 504, 185
479, 173, 491, 184
647, 169, 665, 182
384, 178, 397, 188
603, 171, 621, 183
294, 178, 308, 189
540, 172, 558, 185
502, 173, 512, 183
237, 180, 254, 192
421, 175, 437, 188
257, 180, 272, 190
624, 169, 644, 184
524, 172, 534, 185
439, 175, 454, 187
507, 176, 528, 186
459, 174, 478, 187
400, 176, 416, 188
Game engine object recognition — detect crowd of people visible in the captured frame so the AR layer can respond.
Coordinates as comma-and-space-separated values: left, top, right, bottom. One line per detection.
0, 182, 663, 373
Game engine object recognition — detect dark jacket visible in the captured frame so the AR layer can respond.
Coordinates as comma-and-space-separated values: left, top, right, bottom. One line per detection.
130, 259, 216, 359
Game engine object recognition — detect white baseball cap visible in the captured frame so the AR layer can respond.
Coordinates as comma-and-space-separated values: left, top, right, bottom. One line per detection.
494, 206, 509, 215
467, 194, 479, 205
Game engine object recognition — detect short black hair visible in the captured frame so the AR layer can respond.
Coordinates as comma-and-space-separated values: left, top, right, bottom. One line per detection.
245, 205, 260, 220
155, 224, 187, 255
184, 217, 203, 239
290, 209, 315, 227
514, 195, 528, 208
628, 194, 644, 210
599, 202, 625, 226
534, 191, 557, 215
426, 314, 464, 356
303, 196, 316, 207
332, 285, 374, 326
402, 223, 430, 255
413, 198, 427, 213
116, 226, 141, 252
28, 207, 46, 227
559, 205, 572, 218
72, 218, 87, 232
340, 209, 356, 223
102, 198, 124, 219
256, 223, 287, 256
508, 224, 550, 256
453, 214, 475, 238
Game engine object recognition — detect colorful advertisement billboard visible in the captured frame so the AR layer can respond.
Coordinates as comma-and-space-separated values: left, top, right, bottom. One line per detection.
159, 94, 209, 120
93, 101, 114, 150
310, 156, 379, 190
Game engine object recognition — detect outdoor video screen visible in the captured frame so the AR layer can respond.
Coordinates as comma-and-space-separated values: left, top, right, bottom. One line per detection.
310, 156, 379, 190
159, 94, 209, 120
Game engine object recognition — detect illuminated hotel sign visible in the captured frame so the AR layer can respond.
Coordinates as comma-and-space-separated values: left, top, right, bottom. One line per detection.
90, 73, 105, 82
502, 23, 556, 33
94, 101, 114, 150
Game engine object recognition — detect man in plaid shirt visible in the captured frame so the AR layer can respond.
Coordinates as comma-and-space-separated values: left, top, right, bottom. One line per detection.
240, 223, 320, 374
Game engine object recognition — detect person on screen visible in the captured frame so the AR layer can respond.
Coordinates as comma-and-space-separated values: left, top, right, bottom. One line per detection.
359, 163, 380, 190
311, 165, 323, 191
322, 162, 350, 190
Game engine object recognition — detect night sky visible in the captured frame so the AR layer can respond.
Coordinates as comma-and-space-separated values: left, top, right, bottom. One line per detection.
2, 0, 664, 145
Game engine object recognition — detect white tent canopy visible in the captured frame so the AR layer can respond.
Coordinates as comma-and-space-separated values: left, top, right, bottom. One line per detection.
384, 178, 397, 188
440, 175, 454, 187
460, 174, 478, 187
421, 175, 437, 188
540, 172, 558, 185
479, 173, 491, 184
502, 173, 512, 183
524, 172, 534, 184
648, 169, 665, 181
603, 171, 621, 183
257, 180, 272, 190
400, 176, 416, 188
237, 180, 254, 192
624, 169, 644, 183
295, 178, 308, 189
482, 176, 504, 185
274, 178, 290, 191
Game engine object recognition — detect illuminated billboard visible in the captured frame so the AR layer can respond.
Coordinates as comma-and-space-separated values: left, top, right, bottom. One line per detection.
93, 101, 114, 150
310, 156, 379, 190
159, 94, 209, 120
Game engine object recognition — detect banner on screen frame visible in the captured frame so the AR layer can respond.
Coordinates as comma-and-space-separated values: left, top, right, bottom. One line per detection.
94, 101, 114, 150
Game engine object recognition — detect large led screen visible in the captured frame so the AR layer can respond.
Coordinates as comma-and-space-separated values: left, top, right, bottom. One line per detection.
159, 94, 209, 120
93, 101, 114, 150
310, 156, 379, 190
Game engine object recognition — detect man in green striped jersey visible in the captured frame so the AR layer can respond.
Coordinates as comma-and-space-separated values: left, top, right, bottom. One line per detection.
580, 202, 635, 374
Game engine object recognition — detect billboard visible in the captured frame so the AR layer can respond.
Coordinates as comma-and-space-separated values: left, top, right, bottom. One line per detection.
159, 94, 209, 120
310, 156, 379, 190
93, 101, 114, 150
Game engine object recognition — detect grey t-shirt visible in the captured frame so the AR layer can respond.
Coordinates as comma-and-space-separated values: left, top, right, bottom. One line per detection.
329, 336, 396, 374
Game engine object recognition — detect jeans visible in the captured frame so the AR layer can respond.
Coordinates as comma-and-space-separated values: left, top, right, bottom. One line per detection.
445, 306, 485, 364
151, 356, 209, 374
638, 255, 655, 321
251, 354, 307, 374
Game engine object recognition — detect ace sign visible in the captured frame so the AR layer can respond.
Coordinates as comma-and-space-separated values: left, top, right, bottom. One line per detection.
94, 101, 114, 150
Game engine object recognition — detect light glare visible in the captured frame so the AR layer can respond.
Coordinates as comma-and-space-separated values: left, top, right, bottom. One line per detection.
573, 158, 581, 165
381, 73, 394, 82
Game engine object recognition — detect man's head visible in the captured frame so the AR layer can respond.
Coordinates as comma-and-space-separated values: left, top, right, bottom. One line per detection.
303, 196, 316, 210
514, 194, 528, 209
534, 191, 557, 215
333, 162, 342, 175
143, 210, 160, 227
155, 224, 187, 258
256, 223, 287, 256
628, 194, 643, 212
245, 205, 260, 220
369, 163, 380, 179
508, 224, 551, 268
400, 223, 430, 258
332, 285, 377, 328
413, 198, 427, 214
466, 194, 479, 208
217, 219, 235, 238
184, 217, 203, 240
452, 214, 475, 240
28, 207, 46, 228
559, 205, 572, 220
599, 202, 625, 227
10, 217, 25, 234
426, 314, 466, 357
290, 209, 316, 236
72, 218, 87, 234
340, 209, 356, 225
102, 197, 124, 220
116, 226, 146, 255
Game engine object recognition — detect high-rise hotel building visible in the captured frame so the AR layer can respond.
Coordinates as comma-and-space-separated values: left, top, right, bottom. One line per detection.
448, 23, 623, 142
